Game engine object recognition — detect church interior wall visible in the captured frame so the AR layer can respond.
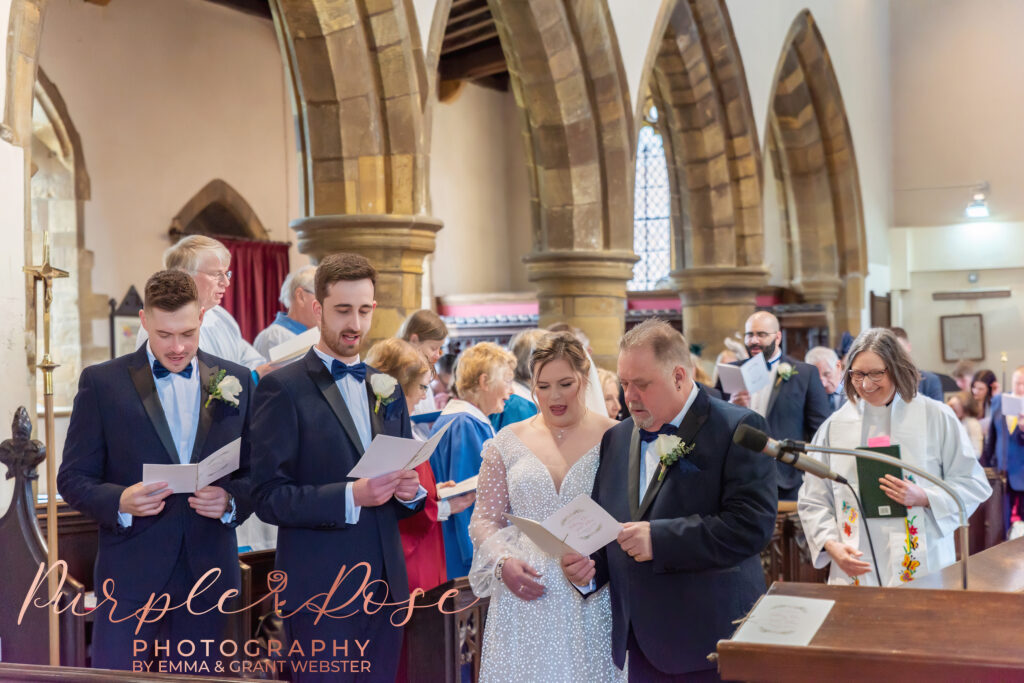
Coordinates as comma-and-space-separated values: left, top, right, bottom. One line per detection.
890, 0, 1024, 375
36, 0, 300, 321
430, 83, 531, 297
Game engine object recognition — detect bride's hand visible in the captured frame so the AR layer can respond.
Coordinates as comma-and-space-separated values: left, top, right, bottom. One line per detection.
502, 558, 545, 600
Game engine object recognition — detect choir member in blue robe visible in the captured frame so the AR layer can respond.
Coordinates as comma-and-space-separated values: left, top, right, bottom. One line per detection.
489, 329, 547, 432
430, 342, 516, 578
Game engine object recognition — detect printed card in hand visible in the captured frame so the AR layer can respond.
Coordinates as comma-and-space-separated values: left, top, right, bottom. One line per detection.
142, 438, 241, 494
504, 494, 622, 557
268, 326, 320, 366
717, 356, 770, 395
438, 475, 478, 500
347, 421, 453, 478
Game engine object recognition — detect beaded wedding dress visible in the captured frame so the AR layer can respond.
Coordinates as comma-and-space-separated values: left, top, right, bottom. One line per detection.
468, 428, 625, 682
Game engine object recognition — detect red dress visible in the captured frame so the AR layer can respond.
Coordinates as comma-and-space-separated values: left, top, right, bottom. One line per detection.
399, 461, 447, 593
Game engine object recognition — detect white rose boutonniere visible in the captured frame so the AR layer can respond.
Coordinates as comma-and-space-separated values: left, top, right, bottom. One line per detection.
652, 434, 696, 482
776, 362, 798, 386
369, 373, 400, 413
205, 370, 242, 408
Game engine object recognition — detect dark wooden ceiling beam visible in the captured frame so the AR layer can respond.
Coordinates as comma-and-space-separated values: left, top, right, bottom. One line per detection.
442, 27, 499, 55
439, 41, 507, 82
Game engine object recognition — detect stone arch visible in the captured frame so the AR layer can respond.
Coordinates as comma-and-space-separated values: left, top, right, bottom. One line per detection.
637, 0, 765, 351
485, 0, 636, 367
766, 9, 867, 338
169, 179, 270, 241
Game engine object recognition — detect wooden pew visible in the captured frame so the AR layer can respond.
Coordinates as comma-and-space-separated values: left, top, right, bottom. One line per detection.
0, 407, 85, 667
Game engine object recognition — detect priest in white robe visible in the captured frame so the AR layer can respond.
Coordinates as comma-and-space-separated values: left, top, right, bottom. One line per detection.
136, 235, 269, 374
799, 328, 991, 586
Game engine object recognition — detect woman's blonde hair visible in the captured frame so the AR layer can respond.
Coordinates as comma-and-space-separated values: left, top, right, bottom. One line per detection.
365, 338, 431, 397
455, 342, 516, 400
398, 309, 448, 343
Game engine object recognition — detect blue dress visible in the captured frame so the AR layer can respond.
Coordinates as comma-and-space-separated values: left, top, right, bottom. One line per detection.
429, 402, 495, 578
489, 393, 538, 432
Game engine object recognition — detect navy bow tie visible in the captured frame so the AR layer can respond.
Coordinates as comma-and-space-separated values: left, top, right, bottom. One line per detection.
152, 359, 193, 379
331, 360, 366, 383
639, 423, 678, 444
765, 356, 780, 370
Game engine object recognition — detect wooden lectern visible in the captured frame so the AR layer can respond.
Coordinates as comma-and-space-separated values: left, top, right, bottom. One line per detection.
717, 580, 1024, 681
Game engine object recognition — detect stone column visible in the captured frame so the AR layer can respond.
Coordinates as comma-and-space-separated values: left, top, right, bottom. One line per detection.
291, 214, 442, 348
524, 250, 636, 370
674, 266, 767, 354
797, 277, 842, 343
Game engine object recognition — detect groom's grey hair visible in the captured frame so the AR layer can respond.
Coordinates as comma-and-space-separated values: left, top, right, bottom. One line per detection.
619, 318, 693, 372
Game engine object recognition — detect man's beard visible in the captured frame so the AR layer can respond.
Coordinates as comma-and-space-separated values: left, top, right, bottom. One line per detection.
746, 339, 777, 360
322, 324, 362, 358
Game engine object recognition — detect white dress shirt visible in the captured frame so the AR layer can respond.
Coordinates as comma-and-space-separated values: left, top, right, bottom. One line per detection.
749, 351, 781, 418
312, 346, 425, 524
639, 385, 701, 502
137, 305, 266, 370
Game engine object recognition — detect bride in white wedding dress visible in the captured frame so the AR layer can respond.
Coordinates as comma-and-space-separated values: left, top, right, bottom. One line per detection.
468, 332, 625, 682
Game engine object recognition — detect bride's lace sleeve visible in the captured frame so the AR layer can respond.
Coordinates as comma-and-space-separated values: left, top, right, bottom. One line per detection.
468, 440, 517, 597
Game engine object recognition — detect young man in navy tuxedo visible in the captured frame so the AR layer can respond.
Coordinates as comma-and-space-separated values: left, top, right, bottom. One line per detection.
250, 253, 423, 682
717, 311, 831, 500
562, 319, 777, 681
58, 270, 253, 671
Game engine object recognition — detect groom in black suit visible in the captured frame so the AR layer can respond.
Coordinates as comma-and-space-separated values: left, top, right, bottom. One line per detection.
58, 270, 253, 671
250, 253, 422, 682
717, 311, 831, 500
564, 319, 777, 681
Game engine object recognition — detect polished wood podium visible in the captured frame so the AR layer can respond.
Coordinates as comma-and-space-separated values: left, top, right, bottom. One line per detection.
717, 581, 1024, 681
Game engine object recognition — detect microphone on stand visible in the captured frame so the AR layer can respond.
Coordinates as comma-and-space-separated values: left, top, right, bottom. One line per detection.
732, 424, 848, 485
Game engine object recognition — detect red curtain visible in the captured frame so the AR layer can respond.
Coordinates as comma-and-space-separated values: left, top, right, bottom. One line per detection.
220, 238, 290, 343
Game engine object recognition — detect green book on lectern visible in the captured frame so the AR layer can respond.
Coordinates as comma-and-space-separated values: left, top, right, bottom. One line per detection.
856, 445, 907, 519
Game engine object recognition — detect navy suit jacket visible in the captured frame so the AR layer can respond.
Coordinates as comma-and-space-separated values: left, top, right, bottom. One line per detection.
717, 355, 831, 491
918, 370, 944, 402
57, 347, 253, 603
250, 350, 420, 611
590, 389, 777, 674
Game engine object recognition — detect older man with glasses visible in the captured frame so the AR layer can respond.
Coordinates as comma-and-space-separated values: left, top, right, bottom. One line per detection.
806, 345, 847, 413
716, 311, 831, 500
137, 235, 271, 377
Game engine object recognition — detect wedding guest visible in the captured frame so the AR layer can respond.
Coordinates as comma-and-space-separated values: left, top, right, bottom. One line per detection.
973, 369, 999, 437
806, 345, 846, 413
982, 366, 1024, 535
947, 393, 983, 457
249, 253, 423, 682
597, 367, 622, 419
490, 328, 546, 431
364, 337, 476, 595
470, 332, 623, 681
563, 319, 777, 680
429, 342, 515, 578
718, 311, 831, 500
252, 264, 317, 359
58, 270, 253, 670
137, 235, 271, 376
398, 309, 449, 417
890, 327, 943, 401
799, 328, 990, 586
433, 352, 458, 409
952, 360, 975, 394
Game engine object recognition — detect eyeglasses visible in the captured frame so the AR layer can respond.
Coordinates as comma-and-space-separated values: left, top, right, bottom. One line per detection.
197, 269, 232, 283
849, 369, 887, 384
744, 331, 775, 341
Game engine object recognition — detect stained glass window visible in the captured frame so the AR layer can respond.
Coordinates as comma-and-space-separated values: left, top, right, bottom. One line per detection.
629, 110, 672, 291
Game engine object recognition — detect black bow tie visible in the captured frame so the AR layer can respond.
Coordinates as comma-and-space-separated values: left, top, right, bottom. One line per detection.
152, 359, 193, 379
331, 360, 366, 383
766, 356, 780, 370
639, 423, 678, 444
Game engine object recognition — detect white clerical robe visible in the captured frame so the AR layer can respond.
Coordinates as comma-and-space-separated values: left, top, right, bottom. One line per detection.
137, 305, 266, 370
798, 394, 991, 586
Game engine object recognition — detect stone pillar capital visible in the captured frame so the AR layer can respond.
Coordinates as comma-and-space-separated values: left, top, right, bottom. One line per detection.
672, 266, 768, 306
794, 276, 843, 303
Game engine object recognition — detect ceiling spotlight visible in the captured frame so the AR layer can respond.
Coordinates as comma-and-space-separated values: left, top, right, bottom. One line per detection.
965, 182, 989, 218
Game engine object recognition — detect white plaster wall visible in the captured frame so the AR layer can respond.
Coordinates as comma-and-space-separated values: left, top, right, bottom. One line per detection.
431, 83, 531, 296
37, 0, 298, 307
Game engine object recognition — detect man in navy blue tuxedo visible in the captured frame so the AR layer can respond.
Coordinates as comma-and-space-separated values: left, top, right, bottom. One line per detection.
982, 367, 1024, 536
563, 319, 776, 681
250, 253, 423, 682
716, 311, 831, 500
58, 270, 253, 671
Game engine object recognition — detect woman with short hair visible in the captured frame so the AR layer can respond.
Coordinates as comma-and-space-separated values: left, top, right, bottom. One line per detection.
798, 328, 991, 586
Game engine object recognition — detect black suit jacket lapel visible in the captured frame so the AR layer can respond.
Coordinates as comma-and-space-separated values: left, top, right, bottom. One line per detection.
765, 355, 794, 418
189, 354, 217, 464
128, 347, 179, 464
637, 388, 710, 520
305, 350, 366, 455
626, 427, 642, 521
365, 368, 384, 439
